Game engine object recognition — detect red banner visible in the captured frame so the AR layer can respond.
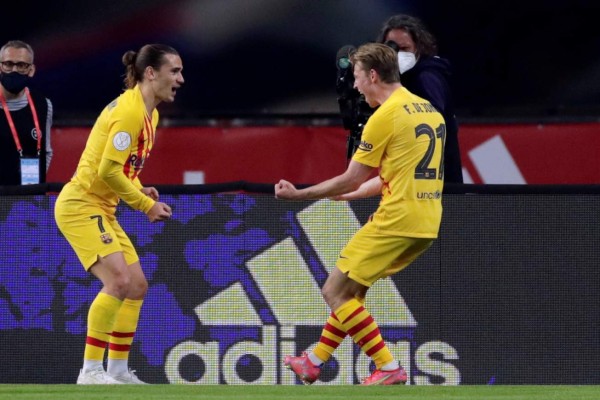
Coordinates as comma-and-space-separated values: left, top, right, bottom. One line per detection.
48, 123, 600, 185
459, 123, 600, 184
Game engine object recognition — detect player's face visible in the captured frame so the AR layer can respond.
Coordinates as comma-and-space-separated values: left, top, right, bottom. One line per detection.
385, 29, 417, 55
153, 54, 184, 103
353, 62, 377, 107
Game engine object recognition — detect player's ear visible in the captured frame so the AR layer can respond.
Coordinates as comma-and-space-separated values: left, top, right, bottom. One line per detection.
144, 66, 156, 81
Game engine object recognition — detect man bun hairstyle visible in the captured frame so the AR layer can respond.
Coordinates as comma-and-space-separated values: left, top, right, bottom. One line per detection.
122, 44, 179, 89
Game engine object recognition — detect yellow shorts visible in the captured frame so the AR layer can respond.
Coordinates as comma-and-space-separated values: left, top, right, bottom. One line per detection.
54, 184, 138, 270
336, 222, 434, 287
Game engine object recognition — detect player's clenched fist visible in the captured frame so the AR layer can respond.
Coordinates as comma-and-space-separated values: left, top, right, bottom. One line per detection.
147, 201, 172, 222
275, 179, 298, 200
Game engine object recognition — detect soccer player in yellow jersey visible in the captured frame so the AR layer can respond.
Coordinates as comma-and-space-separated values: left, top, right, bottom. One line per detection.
276, 43, 444, 385
54, 44, 184, 384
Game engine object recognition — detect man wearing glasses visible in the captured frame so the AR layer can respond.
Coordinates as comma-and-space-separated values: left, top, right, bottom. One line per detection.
0, 40, 53, 186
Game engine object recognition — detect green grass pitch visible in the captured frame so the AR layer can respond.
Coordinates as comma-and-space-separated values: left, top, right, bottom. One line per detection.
0, 385, 598, 400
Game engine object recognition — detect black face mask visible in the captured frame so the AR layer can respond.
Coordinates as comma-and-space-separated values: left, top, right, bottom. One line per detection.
0, 71, 30, 94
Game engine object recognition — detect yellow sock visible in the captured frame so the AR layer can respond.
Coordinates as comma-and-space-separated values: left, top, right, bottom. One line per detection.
334, 298, 393, 369
84, 293, 123, 362
108, 298, 143, 360
313, 296, 364, 362
313, 312, 347, 362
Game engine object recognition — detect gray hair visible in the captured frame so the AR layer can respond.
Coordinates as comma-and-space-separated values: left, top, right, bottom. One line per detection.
0, 40, 34, 62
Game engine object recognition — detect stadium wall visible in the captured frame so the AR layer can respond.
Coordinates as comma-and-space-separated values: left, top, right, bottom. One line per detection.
0, 187, 598, 384
47, 122, 600, 185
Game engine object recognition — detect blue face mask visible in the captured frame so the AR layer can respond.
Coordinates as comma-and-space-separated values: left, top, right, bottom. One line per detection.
0, 71, 30, 94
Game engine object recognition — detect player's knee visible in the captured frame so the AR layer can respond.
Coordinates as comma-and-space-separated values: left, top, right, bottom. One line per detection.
108, 272, 131, 299
321, 284, 336, 308
322, 279, 361, 310
128, 277, 148, 299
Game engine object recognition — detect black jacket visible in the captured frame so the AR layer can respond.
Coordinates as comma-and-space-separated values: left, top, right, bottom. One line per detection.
0, 90, 49, 185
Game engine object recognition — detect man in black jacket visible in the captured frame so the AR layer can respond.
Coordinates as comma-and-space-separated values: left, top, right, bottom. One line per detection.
378, 14, 463, 184
0, 40, 53, 186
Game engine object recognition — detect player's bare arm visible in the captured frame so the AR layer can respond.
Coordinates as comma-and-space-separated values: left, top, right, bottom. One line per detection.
276, 161, 374, 201
330, 176, 382, 201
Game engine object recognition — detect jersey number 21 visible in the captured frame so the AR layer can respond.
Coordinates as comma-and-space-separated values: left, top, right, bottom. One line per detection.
414, 123, 446, 181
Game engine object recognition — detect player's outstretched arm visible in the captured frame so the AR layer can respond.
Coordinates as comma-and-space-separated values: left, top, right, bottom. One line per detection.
275, 160, 374, 201
329, 176, 382, 201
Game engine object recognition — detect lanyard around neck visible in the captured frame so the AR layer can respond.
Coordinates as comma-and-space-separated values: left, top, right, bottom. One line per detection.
0, 88, 42, 156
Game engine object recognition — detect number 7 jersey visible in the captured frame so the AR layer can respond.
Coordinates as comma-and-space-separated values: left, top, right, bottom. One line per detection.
67, 85, 158, 213
352, 86, 445, 238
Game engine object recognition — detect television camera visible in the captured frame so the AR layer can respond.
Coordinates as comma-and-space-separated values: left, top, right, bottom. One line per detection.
335, 45, 374, 160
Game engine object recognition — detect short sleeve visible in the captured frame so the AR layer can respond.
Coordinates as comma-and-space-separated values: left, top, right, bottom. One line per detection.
351, 109, 392, 168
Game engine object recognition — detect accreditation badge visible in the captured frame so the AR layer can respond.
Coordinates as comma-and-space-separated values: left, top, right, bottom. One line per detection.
20, 158, 40, 185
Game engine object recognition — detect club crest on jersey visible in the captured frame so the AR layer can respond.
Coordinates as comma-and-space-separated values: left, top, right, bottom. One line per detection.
100, 233, 113, 244
113, 132, 132, 151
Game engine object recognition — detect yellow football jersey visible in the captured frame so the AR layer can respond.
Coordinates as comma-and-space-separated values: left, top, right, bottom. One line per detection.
67, 85, 158, 212
352, 87, 445, 237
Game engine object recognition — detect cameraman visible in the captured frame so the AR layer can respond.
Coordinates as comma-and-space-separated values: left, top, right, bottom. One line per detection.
378, 14, 463, 183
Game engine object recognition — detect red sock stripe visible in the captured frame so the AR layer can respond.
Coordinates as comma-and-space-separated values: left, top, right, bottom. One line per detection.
86, 336, 108, 348
324, 323, 346, 339
109, 343, 131, 352
111, 331, 135, 338
365, 339, 386, 357
331, 312, 339, 321
342, 306, 365, 324
347, 314, 374, 337
357, 327, 381, 347
319, 335, 341, 349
